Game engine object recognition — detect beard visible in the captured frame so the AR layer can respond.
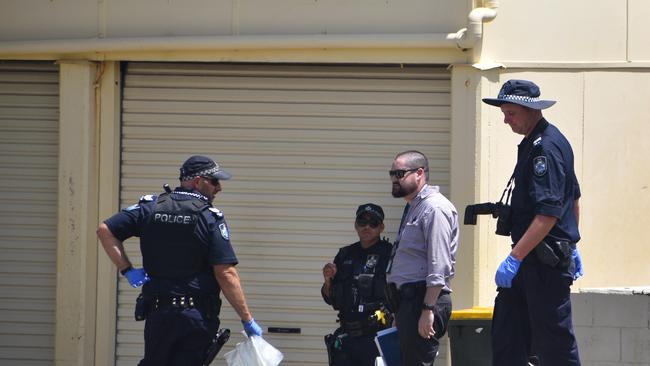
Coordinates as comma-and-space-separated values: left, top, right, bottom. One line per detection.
392, 183, 405, 197
392, 179, 420, 198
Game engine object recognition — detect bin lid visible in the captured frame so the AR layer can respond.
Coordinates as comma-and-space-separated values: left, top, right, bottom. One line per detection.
450, 306, 493, 320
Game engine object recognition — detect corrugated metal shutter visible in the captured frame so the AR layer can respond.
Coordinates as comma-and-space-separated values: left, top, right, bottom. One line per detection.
117, 62, 451, 365
0, 61, 59, 366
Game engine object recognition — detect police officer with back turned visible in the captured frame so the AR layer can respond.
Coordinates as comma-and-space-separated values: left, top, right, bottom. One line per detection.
482, 80, 584, 365
97, 155, 263, 366
321, 203, 393, 366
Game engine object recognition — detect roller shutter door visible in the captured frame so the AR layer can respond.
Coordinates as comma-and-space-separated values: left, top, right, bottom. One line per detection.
0, 61, 59, 366
117, 62, 451, 365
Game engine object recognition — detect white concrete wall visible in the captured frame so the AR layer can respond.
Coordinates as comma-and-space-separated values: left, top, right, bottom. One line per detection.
573, 291, 650, 365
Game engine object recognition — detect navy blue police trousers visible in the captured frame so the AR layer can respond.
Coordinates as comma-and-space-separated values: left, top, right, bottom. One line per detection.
138, 307, 219, 366
492, 258, 580, 366
330, 331, 380, 366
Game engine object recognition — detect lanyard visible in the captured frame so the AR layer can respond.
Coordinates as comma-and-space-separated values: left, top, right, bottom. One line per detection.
387, 202, 414, 274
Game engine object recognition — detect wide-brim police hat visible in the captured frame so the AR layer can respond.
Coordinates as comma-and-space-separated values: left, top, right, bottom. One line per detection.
482, 79, 556, 110
179, 155, 232, 181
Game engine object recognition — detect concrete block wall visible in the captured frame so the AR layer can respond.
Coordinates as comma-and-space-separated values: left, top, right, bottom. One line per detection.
572, 289, 650, 365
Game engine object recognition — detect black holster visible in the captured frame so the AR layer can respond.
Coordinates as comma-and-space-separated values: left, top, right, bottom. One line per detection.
324, 328, 346, 366
534, 239, 574, 269
324, 333, 335, 365
202, 328, 230, 366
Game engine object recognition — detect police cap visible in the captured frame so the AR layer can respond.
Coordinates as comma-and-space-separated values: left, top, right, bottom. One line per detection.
356, 203, 385, 222
179, 155, 232, 181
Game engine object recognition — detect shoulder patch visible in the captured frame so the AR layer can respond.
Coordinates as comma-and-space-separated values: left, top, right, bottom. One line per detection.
533, 156, 548, 177
208, 207, 224, 219
138, 194, 157, 203
218, 223, 230, 240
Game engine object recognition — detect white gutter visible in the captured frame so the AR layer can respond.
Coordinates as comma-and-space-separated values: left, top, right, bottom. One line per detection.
455, 0, 499, 50
0, 33, 461, 55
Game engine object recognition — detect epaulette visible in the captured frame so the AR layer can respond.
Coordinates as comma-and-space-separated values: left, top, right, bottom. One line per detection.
208, 207, 224, 219
124, 194, 157, 211
139, 194, 157, 203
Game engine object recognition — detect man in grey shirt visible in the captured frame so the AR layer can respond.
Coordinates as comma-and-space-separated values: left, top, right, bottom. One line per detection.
386, 150, 459, 365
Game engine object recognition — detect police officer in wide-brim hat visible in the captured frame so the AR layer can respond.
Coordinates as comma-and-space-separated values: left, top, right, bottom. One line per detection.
482, 79, 556, 110
482, 79, 583, 365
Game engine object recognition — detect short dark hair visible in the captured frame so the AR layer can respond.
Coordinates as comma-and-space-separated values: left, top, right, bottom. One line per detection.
395, 150, 429, 181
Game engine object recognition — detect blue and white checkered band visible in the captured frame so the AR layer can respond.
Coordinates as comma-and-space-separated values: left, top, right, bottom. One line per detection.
181, 166, 222, 181
172, 190, 208, 201
498, 94, 541, 103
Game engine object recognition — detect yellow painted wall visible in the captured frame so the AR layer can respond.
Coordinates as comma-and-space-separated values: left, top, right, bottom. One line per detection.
481, 0, 629, 63
458, 69, 650, 305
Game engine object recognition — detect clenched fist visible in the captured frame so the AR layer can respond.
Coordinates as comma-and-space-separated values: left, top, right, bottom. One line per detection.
322, 263, 337, 281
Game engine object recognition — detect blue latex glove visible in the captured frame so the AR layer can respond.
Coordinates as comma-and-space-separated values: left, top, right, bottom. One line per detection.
242, 318, 263, 337
495, 255, 521, 288
572, 248, 584, 280
123, 267, 150, 288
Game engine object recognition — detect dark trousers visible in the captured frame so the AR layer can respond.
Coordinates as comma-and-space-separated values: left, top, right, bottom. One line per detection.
492, 259, 580, 366
138, 307, 219, 366
330, 332, 380, 366
396, 282, 452, 366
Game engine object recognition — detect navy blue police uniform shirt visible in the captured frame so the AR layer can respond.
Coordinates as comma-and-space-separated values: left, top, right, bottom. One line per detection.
511, 118, 581, 244
104, 187, 238, 293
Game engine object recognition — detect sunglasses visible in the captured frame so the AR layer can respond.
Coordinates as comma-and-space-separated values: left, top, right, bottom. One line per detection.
202, 176, 220, 186
356, 219, 381, 228
388, 167, 421, 179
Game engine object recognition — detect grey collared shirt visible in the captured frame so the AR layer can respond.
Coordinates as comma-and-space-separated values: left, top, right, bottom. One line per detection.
387, 184, 459, 291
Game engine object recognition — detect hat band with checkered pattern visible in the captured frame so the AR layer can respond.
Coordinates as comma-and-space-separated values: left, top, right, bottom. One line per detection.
181, 166, 222, 181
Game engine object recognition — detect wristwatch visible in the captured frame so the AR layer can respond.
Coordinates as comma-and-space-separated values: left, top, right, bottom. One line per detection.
120, 265, 133, 276
421, 303, 436, 311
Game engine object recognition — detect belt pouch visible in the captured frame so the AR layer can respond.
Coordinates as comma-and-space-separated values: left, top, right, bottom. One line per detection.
534, 239, 573, 269
134, 293, 151, 321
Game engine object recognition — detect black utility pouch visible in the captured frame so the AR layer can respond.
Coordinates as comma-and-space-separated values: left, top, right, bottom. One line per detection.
534, 239, 573, 269
135, 293, 150, 321
204, 295, 222, 321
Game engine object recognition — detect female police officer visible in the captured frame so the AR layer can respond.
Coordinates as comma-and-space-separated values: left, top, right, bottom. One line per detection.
321, 204, 393, 366
97, 155, 262, 366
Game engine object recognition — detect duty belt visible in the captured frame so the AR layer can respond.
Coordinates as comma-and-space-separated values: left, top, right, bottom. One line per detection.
340, 319, 380, 338
153, 295, 203, 310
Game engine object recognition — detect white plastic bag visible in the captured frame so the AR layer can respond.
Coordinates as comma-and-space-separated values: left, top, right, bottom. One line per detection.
224, 335, 283, 366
